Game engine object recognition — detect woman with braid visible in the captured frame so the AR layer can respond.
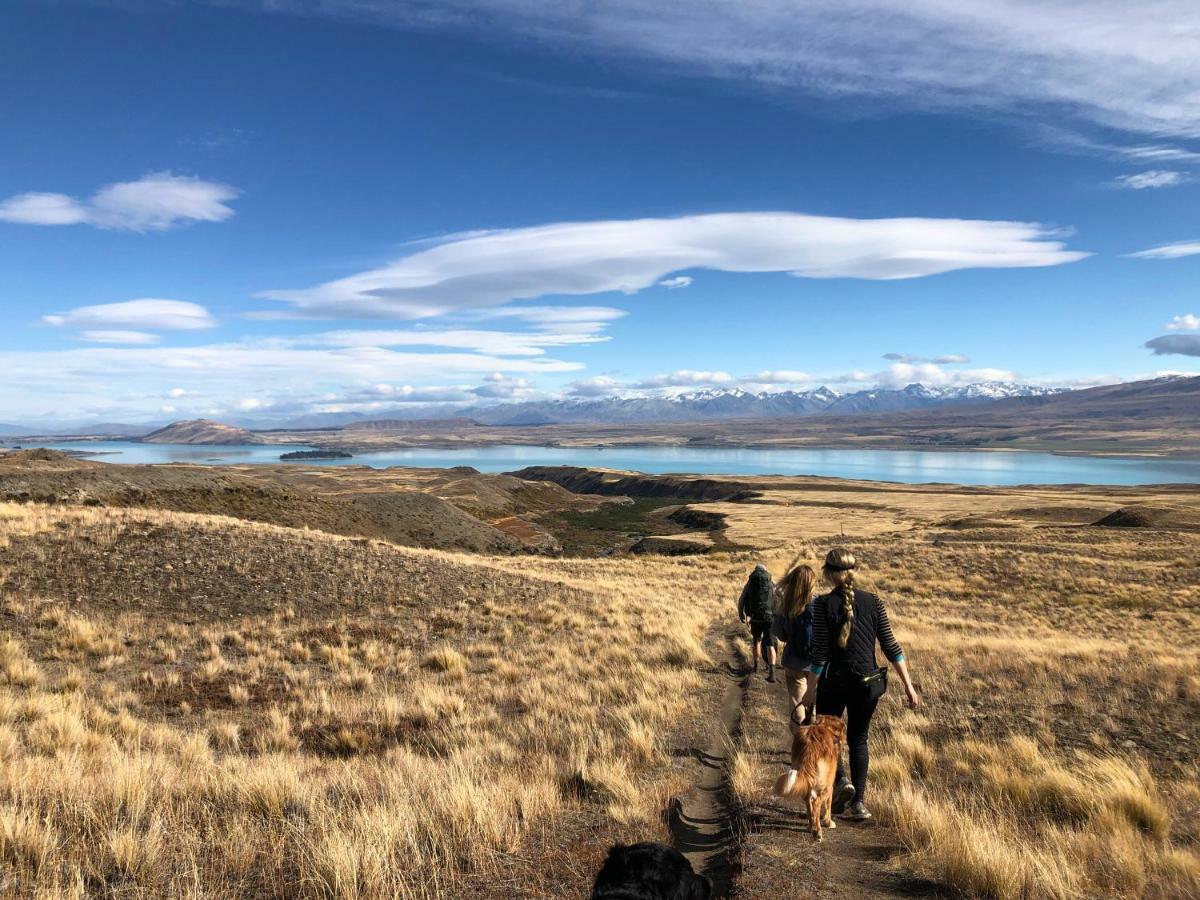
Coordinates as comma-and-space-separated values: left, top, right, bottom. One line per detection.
802, 547, 920, 822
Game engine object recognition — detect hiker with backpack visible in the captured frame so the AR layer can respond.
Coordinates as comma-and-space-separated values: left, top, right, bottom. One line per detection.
738, 564, 777, 682
772, 564, 818, 729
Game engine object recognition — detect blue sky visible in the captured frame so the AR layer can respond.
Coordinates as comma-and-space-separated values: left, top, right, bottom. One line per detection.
2, 0, 1199, 426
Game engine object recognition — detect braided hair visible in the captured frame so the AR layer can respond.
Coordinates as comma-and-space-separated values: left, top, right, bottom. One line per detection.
823, 548, 857, 649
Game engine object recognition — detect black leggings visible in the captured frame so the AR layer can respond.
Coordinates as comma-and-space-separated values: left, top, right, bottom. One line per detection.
816, 676, 879, 803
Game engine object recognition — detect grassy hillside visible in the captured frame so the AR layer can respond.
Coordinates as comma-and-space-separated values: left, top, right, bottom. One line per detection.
0, 502, 740, 897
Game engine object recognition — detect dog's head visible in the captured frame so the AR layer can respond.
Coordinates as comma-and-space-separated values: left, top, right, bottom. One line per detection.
813, 714, 846, 741
591, 842, 713, 900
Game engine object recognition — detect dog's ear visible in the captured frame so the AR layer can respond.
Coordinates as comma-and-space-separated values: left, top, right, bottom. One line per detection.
793, 725, 812, 745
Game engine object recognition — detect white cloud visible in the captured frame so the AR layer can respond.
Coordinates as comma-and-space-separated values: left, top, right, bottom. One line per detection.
79, 330, 161, 345
0, 343, 582, 420
471, 305, 628, 332
1110, 170, 1187, 189
874, 363, 1018, 389
1167, 314, 1200, 331
242, 1, 1200, 140
658, 276, 693, 289
883, 352, 971, 364
0, 173, 238, 231
472, 375, 535, 399
1120, 145, 1200, 163
634, 370, 736, 389
1127, 241, 1200, 259
566, 375, 623, 397
42, 299, 218, 331
258, 212, 1087, 319
0, 193, 89, 226
751, 370, 814, 384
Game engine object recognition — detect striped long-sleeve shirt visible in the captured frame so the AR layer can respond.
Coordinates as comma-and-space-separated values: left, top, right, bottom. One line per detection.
809, 589, 904, 677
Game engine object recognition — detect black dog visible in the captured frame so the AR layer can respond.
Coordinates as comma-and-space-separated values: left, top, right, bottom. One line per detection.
591, 843, 712, 900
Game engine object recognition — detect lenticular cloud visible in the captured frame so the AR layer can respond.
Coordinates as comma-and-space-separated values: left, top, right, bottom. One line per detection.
258, 211, 1089, 320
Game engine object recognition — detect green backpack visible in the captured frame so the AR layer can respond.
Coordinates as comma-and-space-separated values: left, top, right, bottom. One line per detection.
744, 566, 774, 620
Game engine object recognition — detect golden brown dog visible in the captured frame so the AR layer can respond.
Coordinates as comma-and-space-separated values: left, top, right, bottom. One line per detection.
772, 713, 846, 842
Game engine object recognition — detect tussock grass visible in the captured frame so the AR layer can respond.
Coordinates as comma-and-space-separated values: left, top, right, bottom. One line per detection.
728, 486, 1200, 900
0, 502, 738, 897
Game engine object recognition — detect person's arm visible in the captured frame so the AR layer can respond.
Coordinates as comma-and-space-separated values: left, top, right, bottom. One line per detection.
737, 580, 749, 622
802, 600, 830, 706
877, 599, 919, 709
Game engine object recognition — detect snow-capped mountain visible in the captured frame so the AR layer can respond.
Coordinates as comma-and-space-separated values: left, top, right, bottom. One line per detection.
457, 382, 1065, 425
256, 381, 1068, 429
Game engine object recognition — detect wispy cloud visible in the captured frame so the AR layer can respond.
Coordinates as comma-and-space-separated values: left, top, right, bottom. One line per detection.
42, 299, 218, 331
268, 326, 610, 356
257, 212, 1087, 319
0, 173, 238, 231
222, 1, 1200, 140
1110, 170, 1188, 190
79, 330, 161, 345
658, 276, 693, 289
883, 352, 971, 365
1127, 240, 1200, 259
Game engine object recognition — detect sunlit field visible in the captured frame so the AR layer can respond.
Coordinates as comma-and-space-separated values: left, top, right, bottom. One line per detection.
3, 470, 1200, 899
732, 516, 1200, 899
0, 502, 737, 898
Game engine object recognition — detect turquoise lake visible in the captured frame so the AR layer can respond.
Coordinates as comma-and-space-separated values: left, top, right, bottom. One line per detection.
23, 441, 1200, 486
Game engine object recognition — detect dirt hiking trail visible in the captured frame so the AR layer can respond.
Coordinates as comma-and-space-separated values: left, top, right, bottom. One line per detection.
667, 627, 749, 897
677, 621, 948, 900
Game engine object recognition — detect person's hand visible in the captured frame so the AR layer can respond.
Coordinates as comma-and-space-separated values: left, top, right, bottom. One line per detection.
905, 685, 921, 710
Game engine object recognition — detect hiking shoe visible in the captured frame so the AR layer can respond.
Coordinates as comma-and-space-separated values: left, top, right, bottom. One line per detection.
831, 779, 855, 815
765, 666, 777, 684
843, 800, 873, 821
752, 659, 759, 673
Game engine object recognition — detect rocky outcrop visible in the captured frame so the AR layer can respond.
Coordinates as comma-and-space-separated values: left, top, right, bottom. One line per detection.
1093, 505, 1200, 531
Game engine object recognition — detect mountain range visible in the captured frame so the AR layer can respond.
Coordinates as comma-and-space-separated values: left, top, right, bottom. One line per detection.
8, 378, 1198, 440
340, 381, 1066, 427
265, 381, 1065, 429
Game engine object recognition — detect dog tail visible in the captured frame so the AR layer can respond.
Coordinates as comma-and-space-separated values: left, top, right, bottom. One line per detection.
774, 768, 799, 797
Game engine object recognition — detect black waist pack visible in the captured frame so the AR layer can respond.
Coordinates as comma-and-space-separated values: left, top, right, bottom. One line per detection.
861, 666, 888, 701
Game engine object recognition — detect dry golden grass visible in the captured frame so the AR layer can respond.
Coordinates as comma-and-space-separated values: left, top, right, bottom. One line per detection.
730, 484, 1200, 900
0, 501, 745, 898
3, 469, 1200, 899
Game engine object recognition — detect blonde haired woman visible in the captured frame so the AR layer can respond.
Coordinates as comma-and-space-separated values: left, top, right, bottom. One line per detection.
804, 547, 919, 822
771, 564, 819, 729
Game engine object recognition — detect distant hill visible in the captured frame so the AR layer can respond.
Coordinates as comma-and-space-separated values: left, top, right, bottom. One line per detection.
879, 375, 1200, 426
141, 419, 256, 445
